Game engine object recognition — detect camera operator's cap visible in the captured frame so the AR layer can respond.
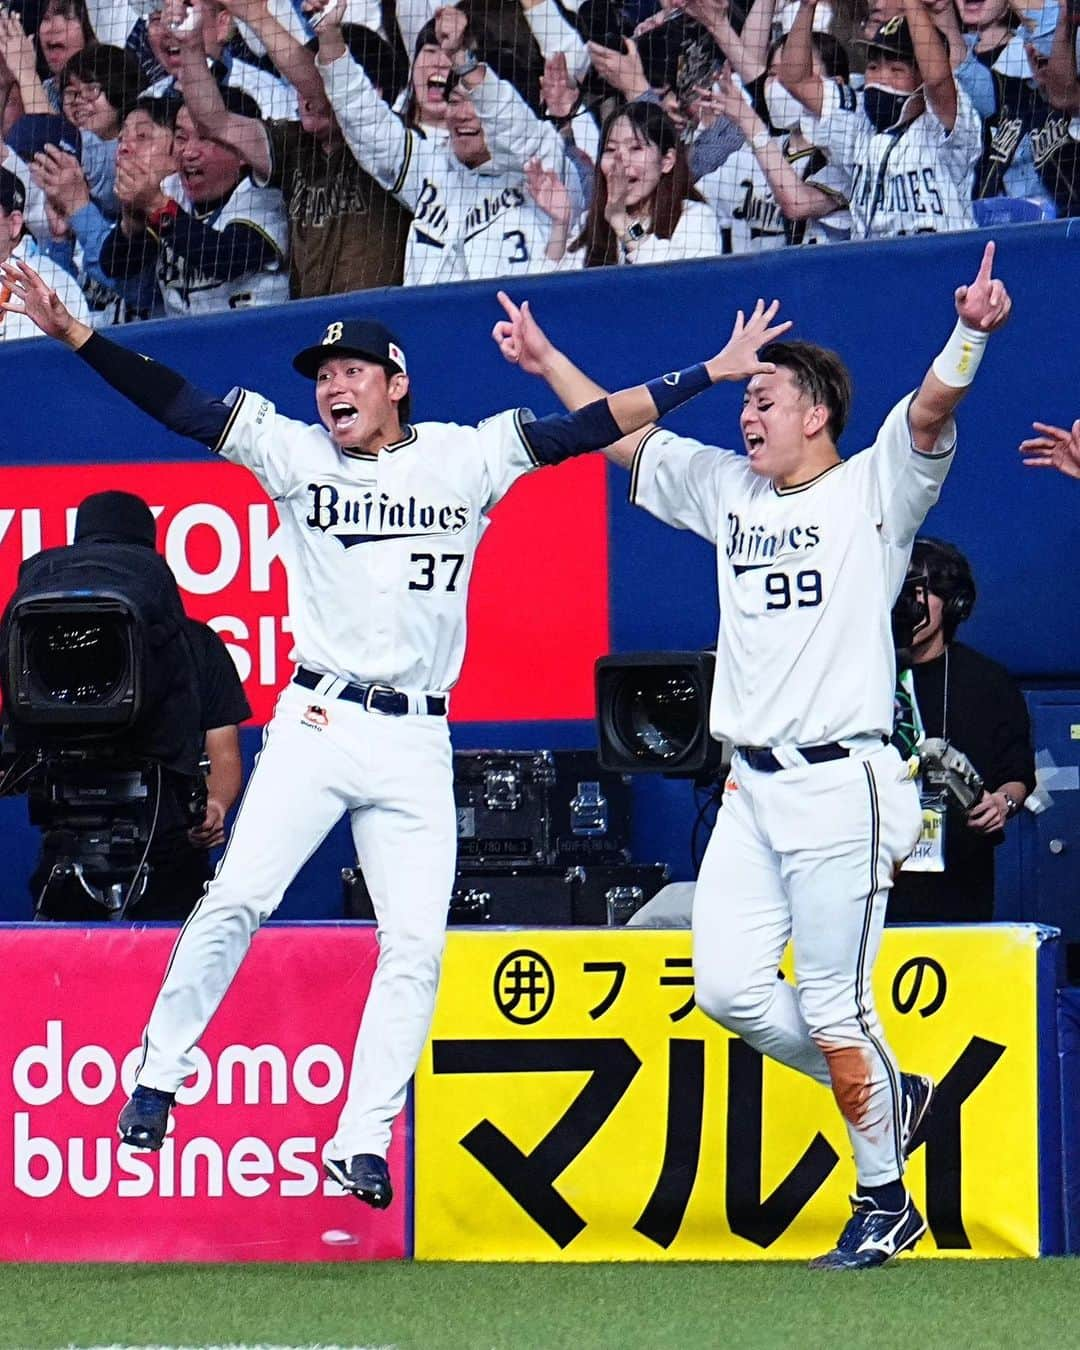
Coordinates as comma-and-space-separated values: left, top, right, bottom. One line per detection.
856, 15, 916, 63
292, 319, 408, 380
74, 491, 157, 549
0, 167, 26, 216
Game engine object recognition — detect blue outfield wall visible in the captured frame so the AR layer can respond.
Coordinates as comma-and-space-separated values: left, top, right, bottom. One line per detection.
0, 222, 1078, 919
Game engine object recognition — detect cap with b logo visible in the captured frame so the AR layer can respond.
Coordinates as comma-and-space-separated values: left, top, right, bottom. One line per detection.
856, 15, 917, 62
292, 319, 408, 379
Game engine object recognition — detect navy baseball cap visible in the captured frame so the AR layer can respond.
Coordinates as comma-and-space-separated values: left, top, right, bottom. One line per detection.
857, 16, 917, 63
292, 318, 408, 380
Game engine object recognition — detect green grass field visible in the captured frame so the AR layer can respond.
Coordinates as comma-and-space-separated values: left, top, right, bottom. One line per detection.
3, 1261, 1079, 1350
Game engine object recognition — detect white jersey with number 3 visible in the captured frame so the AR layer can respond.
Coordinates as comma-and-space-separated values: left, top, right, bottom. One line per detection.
629, 396, 955, 747
214, 393, 540, 692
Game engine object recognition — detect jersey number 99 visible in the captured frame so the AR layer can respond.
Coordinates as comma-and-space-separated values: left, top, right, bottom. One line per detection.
764, 569, 823, 610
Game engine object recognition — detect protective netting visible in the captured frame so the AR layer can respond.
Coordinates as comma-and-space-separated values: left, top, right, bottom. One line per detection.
0, 0, 1076, 328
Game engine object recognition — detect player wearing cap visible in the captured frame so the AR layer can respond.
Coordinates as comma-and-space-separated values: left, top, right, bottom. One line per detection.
1, 254, 789, 1208
778, 0, 982, 238
0, 168, 89, 342
493, 243, 1012, 1267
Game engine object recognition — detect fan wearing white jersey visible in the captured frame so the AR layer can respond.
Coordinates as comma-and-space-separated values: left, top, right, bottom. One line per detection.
779, 0, 981, 238
1, 252, 789, 1211
312, 0, 578, 283
492, 241, 1012, 1269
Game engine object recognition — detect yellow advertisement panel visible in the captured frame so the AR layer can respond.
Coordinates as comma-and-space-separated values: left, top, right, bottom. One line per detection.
414, 926, 1043, 1261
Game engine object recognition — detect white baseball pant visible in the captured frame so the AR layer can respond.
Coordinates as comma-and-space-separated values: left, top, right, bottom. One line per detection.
692, 741, 922, 1187
137, 681, 457, 1160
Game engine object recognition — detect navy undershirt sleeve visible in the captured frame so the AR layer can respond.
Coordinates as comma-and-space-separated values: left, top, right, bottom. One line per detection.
519, 399, 624, 465
76, 333, 231, 448
519, 365, 714, 465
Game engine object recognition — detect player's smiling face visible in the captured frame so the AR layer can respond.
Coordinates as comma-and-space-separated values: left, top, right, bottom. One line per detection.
741, 370, 826, 483
315, 356, 407, 450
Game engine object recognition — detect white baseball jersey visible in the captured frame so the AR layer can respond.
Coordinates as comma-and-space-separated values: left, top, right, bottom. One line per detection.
319, 54, 577, 284
158, 173, 290, 316
697, 142, 850, 251
630, 396, 955, 747
214, 395, 540, 691
803, 84, 981, 238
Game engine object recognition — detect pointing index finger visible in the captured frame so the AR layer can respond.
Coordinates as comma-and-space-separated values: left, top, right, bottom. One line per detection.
496, 290, 520, 322
976, 239, 995, 284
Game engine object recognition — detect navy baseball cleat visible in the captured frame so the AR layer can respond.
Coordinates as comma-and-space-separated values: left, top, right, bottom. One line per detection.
117, 1086, 175, 1151
324, 1154, 393, 1209
809, 1194, 926, 1270
900, 1073, 935, 1157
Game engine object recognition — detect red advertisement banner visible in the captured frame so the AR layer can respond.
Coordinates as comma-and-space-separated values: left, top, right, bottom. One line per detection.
0, 925, 406, 1262
0, 458, 609, 724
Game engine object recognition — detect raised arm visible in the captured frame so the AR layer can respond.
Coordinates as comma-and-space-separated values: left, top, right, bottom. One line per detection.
1041, 1, 1080, 112
313, 0, 418, 203
493, 290, 793, 468
0, 13, 51, 118
0, 258, 231, 448
685, 0, 777, 83
173, 6, 272, 179
435, 6, 569, 169
696, 71, 846, 220
776, 0, 825, 118
221, 0, 328, 113
908, 241, 1011, 454
520, 0, 590, 81
904, 0, 957, 129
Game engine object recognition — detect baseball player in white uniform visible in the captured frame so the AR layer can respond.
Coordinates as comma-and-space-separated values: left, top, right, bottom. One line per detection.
778, 1, 981, 239
492, 242, 1012, 1268
1, 255, 787, 1209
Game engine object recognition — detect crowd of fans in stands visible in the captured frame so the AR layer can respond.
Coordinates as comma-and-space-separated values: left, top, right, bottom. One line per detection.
0, 0, 1076, 329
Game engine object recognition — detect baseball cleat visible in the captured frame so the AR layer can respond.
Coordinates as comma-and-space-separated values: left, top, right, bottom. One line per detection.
809, 1194, 926, 1270
324, 1154, 393, 1209
900, 1073, 935, 1157
117, 1086, 175, 1151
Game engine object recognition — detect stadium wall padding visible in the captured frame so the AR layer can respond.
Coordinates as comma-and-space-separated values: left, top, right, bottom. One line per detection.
0, 223, 1078, 921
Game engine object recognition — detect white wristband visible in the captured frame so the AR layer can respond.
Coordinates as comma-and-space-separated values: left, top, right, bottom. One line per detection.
931, 320, 988, 388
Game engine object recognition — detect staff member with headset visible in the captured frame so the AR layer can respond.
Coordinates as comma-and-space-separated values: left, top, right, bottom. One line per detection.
889, 537, 1036, 924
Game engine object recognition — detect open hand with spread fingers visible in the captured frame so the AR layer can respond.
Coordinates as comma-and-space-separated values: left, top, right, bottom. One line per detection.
1019, 419, 1080, 481
955, 240, 1011, 333
0, 258, 84, 344
706, 299, 794, 383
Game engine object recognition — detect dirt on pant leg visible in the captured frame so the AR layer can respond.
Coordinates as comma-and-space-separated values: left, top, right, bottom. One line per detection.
817, 1042, 873, 1128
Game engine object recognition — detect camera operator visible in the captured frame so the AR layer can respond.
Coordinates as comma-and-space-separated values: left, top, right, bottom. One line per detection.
9, 490, 251, 921
889, 537, 1035, 924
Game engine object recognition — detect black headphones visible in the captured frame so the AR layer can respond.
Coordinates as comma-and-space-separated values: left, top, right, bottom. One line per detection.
910, 537, 976, 632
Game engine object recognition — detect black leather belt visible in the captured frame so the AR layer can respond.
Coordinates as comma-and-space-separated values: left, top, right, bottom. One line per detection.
737, 742, 850, 773
293, 667, 447, 717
